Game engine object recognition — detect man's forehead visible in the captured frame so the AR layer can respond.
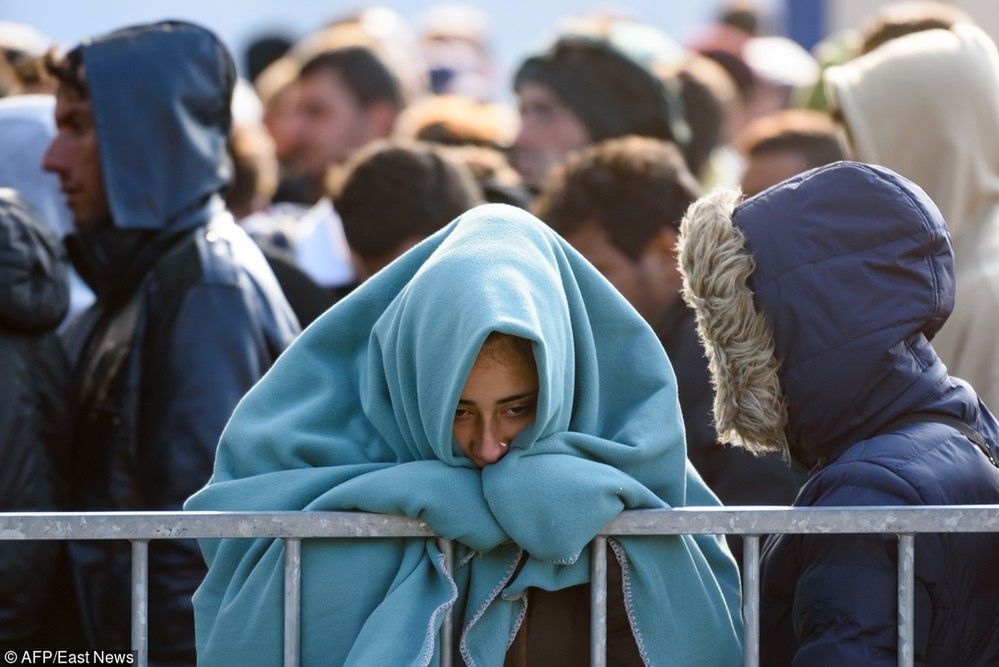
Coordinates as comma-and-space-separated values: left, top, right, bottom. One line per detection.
517, 81, 565, 108
54, 86, 92, 117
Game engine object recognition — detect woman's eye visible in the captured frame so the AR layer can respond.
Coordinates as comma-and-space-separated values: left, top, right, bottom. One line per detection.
454, 408, 472, 420
503, 403, 534, 418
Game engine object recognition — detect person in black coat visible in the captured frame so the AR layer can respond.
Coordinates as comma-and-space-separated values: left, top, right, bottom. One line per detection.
42, 22, 300, 663
680, 161, 999, 665
0, 190, 72, 647
535, 137, 804, 564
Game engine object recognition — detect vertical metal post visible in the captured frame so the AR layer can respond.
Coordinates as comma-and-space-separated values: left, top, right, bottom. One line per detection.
284, 538, 302, 667
131, 539, 149, 667
437, 538, 454, 667
742, 536, 760, 667
590, 536, 608, 667
898, 534, 915, 667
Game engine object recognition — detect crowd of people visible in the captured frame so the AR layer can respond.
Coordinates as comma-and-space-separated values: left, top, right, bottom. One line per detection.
1, 1, 998, 665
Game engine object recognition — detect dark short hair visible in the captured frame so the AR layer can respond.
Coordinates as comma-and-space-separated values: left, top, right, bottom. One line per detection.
675, 62, 727, 177
534, 136, 700, 261
300, 46, 404, 109
331, 140, 483, 259
718, 1, 760, 36
736, 109, 845, 168
860, 1, 967, 55
44, 46, 86, 97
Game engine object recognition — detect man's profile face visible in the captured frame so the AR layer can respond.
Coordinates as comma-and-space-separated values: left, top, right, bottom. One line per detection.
741, 149, 809, 198
564, 219, 681, 324
292, 69, 379, 180
42, 81, 110, 230
512, 82, 591, 188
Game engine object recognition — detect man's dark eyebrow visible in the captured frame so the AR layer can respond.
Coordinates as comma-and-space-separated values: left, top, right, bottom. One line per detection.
457, 391, 538, 406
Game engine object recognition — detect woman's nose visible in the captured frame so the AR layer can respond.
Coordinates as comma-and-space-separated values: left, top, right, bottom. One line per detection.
475, 421, 510, 465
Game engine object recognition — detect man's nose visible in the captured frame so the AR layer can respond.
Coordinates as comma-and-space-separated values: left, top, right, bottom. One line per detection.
41, 137, 66, 175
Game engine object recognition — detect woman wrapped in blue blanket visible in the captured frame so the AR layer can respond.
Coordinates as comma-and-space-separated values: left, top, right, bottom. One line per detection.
185, 204, 743, 666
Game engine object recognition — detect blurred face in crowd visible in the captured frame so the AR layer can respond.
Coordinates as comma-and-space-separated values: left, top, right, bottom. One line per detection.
263, 81, 301, 164
292, 69, 395, 181
513, 82, 591, 187
565, 220, 681, 324
741, 149, 809, 198
453, 337, 538, 468
43, 79, 110, 230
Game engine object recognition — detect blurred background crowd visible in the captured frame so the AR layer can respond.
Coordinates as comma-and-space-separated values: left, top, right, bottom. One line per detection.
3, 0, 999, 662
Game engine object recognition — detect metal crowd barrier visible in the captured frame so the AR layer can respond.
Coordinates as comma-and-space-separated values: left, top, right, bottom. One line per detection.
3, 505, 999, 667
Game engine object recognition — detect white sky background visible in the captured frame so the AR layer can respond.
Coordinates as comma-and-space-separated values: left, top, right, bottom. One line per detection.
1, 0, 732, 81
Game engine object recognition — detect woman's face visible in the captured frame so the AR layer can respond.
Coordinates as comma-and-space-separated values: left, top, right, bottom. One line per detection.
453, 341, 538, 467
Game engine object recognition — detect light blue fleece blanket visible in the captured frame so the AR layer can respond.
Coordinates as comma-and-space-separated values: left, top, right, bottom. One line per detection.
185, 204, 743, 666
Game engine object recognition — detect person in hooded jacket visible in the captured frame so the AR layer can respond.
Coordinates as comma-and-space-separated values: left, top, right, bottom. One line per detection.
0, 190, 72, 648
41, 21, 300, 663
679, 161, 999, 665
825, 23, 999, 412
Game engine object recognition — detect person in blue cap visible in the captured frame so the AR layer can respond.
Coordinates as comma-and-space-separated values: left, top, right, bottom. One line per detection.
187, 203, 744, 665
42, 21, 299, 662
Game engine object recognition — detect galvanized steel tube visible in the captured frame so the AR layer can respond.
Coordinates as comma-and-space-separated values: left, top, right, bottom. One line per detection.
437, 537, 454, 667
591, 536, 608, 667
284, 538, 302, 667
897, 534, 915, 667
742, 536, 760, 667
131, 539, 148, 667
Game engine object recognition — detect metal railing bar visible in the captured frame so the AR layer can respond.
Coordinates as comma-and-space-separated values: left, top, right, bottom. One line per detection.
590, 536, 608, 667
897, 534, 915, 667
284, 538, 302, 667
131, 539, 149, 667
3, 506, 999, 540
742, 536, 760, 667
437, 537, 454, 667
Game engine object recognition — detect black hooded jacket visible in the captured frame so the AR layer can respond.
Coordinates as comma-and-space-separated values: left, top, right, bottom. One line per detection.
60, 22, 299, 662
0, 191, 72, 646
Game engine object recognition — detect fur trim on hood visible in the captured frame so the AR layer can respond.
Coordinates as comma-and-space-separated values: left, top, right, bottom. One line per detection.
677, 187, 789, 458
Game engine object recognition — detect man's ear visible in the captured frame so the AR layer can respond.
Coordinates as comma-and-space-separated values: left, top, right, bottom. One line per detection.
365, 101, 398, 139
649, 226, 680, 263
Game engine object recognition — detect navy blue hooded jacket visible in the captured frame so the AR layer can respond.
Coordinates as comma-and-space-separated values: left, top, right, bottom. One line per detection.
679, 162, 999, 666
60, 21, 299, 662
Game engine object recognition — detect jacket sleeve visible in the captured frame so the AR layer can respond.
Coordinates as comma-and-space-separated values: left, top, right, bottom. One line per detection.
0, 335, 71, 644
137, 281, 292, 658
789, 460, 936, 667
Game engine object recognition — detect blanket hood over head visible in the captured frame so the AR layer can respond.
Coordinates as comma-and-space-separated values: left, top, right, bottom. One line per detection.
187, 203, 742, 666
80, 20, 234, 230
679, 162, 957, 467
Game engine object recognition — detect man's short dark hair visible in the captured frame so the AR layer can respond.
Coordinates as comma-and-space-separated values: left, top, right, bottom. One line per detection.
672, 56, 736, 178
300, 46, 404, 110
860, 1, 968, 55
331, 140, 482, 259
718, 1, 760, 36
44, 46, 86, 97
534, 136, 700, 260
736, 109, 845, 168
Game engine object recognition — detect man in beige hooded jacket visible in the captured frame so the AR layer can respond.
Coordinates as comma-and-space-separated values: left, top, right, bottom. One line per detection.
825, 23, 999, 410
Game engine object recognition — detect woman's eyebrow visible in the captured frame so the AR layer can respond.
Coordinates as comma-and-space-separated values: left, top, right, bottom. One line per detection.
497, 391, 538, 404
457, 391, 538, 406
